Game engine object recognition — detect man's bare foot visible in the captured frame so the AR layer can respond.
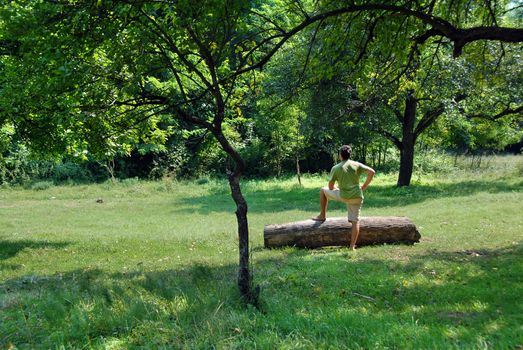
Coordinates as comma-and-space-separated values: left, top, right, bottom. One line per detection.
349, 245, 357, 251
311, 215, 326, 222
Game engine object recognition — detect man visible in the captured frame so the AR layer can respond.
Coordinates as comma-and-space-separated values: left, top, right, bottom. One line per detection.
312, 145, 375, 250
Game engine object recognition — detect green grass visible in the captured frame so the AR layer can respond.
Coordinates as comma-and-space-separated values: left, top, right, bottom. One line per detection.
1, 155, 522, 349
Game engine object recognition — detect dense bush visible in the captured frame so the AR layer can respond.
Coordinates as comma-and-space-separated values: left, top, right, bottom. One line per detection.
1, 137, 518, 186
52, 162, 93, 183
0, 145, 106, 186
0, 145, 54, 185
148, 144, 192, 179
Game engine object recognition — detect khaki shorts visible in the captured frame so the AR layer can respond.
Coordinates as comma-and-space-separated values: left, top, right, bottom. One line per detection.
322, 187, 363, 222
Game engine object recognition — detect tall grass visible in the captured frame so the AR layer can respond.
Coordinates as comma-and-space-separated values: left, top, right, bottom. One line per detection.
1, 155, 522, 349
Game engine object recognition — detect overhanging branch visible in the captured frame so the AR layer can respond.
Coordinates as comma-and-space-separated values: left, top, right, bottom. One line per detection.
232, 2, 523, 81
467, 104, 523, 121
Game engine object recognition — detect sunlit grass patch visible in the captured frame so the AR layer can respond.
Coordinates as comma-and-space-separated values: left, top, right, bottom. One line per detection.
1, 156, 522, 349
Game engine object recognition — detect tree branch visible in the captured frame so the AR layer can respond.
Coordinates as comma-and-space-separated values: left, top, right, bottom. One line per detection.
371, 126, 403, 149
136, 7, 214, 91
467, 104, 523, 121
414, 102, 445, 138
354, 15, 383, 65
414, 94, 467, 137
249, 10, 287, 34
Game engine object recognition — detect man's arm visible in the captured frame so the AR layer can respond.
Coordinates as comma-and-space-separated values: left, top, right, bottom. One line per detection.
328, 180, 336, 190
360, 165, 375, 191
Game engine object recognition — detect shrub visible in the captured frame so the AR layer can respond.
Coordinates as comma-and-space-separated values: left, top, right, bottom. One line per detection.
414, 149, 456, 174
52, 162, 92, 183
149, 146, 191, 179
0, 144, 54, 185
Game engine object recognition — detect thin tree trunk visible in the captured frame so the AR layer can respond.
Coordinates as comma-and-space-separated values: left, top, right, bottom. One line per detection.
377, 145, 382, 168
397, 91, 417, 187
227, 173, 252, 299
104, 159, 116, 183
211, 126, 258, 305
296, 156, 302, 186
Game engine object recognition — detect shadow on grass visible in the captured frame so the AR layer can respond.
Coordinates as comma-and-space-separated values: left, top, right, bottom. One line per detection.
1, 242, 522, 348
173, 179, 523, 214
262, 242, 523, 346
0, 238, 70, 261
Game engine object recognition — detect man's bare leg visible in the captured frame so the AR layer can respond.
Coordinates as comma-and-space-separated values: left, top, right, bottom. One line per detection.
312, 188, 328, 221
349, 220, 359, 250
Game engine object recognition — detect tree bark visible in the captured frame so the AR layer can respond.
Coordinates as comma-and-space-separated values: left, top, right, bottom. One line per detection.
211, 127, 258, 305
228, 174, 252, 300
264, 217, 420, 248
296, 156, 302, 186
397, 91, 417, 186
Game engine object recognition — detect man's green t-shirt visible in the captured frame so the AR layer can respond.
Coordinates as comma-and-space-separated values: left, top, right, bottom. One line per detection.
329, 160, 370, 199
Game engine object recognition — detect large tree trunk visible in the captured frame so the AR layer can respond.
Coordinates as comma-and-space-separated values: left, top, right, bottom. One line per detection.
397, 91, 417, 187
264, 217, 420, 248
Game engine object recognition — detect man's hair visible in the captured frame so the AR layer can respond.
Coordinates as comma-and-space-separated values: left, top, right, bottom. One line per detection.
338, 145, 352, 160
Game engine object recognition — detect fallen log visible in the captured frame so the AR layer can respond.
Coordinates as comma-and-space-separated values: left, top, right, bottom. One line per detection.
264, 216, 421, 248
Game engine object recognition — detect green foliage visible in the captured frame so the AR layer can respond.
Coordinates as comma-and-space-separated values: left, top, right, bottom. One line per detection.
52, 162, 92, 183
0, 123, 15, 154
149, 144, 192, 179
0, 143, 54, 185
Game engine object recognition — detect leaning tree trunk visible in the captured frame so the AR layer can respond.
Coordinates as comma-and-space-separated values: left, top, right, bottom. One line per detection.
212, 127, 257, 305
228, 174, 251, 298
397, 91, 417, 187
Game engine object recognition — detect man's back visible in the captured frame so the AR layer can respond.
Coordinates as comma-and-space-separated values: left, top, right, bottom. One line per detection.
330, 160, 367, 199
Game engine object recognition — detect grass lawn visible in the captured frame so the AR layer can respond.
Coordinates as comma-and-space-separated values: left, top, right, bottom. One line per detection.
1, 156, 522, 349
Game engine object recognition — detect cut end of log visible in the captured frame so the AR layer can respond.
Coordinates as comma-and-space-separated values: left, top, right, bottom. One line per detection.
264, 216, 421, 249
